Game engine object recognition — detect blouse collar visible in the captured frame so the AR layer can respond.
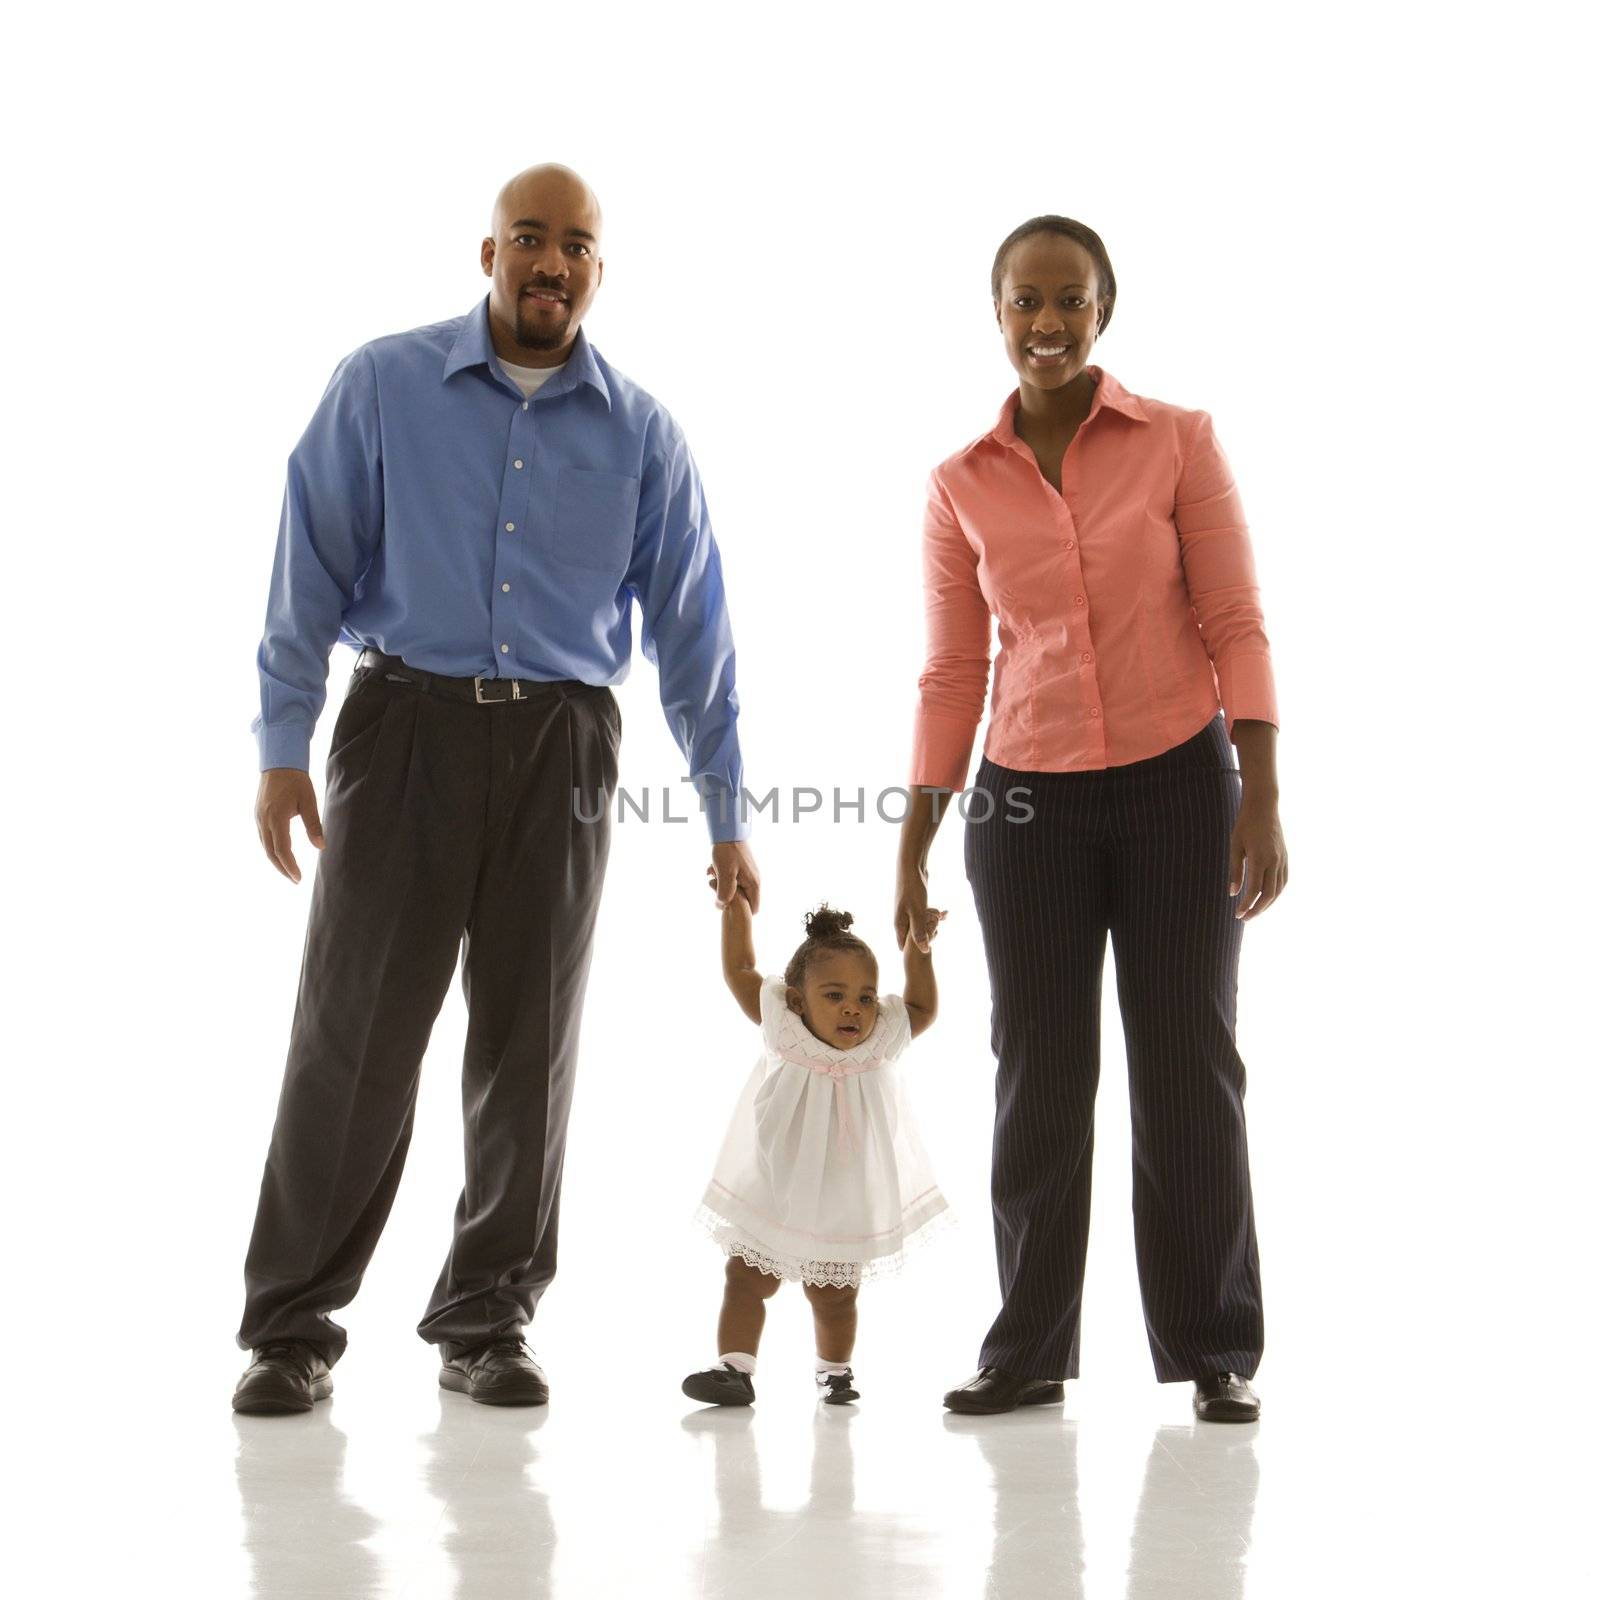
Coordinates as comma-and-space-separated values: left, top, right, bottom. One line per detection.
989, 364, 1149, 448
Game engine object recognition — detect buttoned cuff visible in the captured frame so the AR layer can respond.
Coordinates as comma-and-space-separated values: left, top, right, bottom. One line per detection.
258, 722, 312, 773
1216, 653, 1279, 737
697, 777, 751, 845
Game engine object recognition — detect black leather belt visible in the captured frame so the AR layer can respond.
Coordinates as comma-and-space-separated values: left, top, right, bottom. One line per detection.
356, 648, 585, 705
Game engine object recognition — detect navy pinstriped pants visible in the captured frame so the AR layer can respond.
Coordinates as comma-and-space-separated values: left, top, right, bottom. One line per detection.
963, 713, 1264, 1383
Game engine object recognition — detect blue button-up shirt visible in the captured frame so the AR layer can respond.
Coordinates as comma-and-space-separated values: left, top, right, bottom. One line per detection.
253, 296, 746, 841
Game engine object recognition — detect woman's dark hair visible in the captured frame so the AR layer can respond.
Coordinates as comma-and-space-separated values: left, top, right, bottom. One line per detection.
990, 215, 1117, 335
783, 903, 875, 990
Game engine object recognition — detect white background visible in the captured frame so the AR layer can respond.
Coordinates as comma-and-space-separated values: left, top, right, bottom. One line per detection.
7, 1, 1595, 1593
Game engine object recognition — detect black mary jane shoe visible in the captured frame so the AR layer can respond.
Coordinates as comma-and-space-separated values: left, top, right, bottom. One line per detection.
1192, 1371, 1260, 1422
816, 1368, 860, 1405
439, 1335, 550, 1407
682, 1363, 756, 1407
942, 1366, 1065, 1415
232, 1339, 333, 1415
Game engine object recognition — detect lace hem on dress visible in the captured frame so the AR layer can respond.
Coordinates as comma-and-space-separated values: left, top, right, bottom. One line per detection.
692, 1203, 956, 1289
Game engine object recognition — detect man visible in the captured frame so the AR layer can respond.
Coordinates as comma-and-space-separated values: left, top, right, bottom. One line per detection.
234, 164, 759, 1415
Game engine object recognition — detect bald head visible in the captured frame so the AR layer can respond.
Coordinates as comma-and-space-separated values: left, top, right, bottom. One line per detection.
480, 163, 605, 364
490, 164, 602, 241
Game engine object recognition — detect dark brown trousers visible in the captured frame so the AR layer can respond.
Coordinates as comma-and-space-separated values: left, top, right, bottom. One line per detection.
238, 653, 619, 1363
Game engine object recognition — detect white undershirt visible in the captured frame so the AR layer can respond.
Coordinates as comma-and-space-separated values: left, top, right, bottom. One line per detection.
499, 357, 569, 399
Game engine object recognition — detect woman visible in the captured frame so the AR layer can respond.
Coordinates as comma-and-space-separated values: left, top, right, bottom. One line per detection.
895, 216, 1287, 1421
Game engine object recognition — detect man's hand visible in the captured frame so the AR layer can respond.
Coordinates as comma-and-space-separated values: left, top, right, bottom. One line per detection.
707, 840, 760, 913
256, 768, 325, 884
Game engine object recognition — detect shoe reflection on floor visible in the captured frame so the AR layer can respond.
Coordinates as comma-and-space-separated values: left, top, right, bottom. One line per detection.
232, 1410, 382, 1599
1126, 1422, 1259, 1599
419, 1397, 554, 1599
681, 1405, 942, 1598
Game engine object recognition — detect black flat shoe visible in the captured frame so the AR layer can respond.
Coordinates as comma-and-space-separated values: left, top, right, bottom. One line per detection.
1193, 1371, 1260, 1422
681, 1356, 755, 1408
440, 1336, 549, 1406
943, 1366, 1064, 1415
682, 1363, 756, 1406
233, 1340, 332, 1415
816, 1368, 860, 1405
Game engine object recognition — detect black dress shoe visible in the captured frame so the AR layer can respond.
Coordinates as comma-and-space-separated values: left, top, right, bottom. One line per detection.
682, 1363, 756, 1406
816, 1368, 860, 1405
439, 1336, 549, 1406
1193, 1371, 1260, 1422
943, 1366, 1065, 1415
232, 1340, 332, 1415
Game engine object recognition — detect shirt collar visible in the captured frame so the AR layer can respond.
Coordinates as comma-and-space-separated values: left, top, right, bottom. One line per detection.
442, 295, 612, 410
990, 365, 1148, 446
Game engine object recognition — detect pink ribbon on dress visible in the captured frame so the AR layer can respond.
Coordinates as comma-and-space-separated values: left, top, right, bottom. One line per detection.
771, 1030, 883, 1158
823, 1064, 861, 1158
776, 1047, 878, 1159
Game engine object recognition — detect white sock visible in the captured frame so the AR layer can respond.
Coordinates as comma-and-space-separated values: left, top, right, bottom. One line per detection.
718, 1351, 757, 1376
815, 1356, 852, 1377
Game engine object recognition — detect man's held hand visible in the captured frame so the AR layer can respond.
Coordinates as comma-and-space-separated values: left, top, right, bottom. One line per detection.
707, 840, 761, 913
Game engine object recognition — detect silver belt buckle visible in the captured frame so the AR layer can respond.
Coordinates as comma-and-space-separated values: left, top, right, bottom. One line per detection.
474, 676, 524, 704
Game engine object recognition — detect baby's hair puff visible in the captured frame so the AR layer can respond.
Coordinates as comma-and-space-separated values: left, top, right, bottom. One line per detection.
783, 903, 876, 990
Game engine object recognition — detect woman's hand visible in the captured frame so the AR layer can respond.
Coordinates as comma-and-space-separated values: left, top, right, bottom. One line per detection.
896, 786, 952, 951
895, 862, 943, 953
1228, 796, 1287, 921
902, 907, 946, 1036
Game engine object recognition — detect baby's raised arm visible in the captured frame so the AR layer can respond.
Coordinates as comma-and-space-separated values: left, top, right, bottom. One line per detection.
721, 893, 764, 1024
901, 909, 945, 1039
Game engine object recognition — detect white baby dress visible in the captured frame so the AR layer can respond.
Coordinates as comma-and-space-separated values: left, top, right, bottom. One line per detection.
694, 974, 950, 1287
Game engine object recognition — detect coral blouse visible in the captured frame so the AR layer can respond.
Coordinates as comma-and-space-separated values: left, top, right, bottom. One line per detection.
910, 368, 1279, 791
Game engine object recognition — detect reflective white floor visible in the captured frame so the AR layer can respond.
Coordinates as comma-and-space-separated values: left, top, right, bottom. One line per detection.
24, 1340, 1587, 1598
231, 1375, 1252, 1598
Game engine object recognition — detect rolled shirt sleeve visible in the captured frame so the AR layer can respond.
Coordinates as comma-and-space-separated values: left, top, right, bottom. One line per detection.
627, 426, 748, 844
252, 348, 384, 771
910, 471, 993, 791
1173, 410, 1279, 735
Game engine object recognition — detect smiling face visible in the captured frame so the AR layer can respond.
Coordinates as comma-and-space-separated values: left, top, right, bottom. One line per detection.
481, 165, 603, 362
995, 233, 1106, 395
789, 951, 880, 1049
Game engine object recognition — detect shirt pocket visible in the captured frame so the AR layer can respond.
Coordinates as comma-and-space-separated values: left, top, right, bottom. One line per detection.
554, 466, 640, 575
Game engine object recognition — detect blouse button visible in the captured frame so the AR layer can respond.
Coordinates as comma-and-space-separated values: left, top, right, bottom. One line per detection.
1089, 707, 1101, 718
1080, 651, 1092, 663
1064, 539, 1076, 551
1074, 594, 1086, 606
